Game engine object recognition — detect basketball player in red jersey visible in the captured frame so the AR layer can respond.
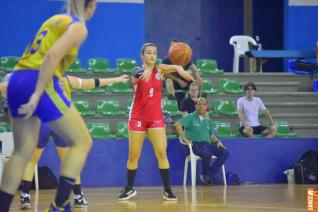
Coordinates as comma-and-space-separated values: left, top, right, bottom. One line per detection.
118, 43, 194, 201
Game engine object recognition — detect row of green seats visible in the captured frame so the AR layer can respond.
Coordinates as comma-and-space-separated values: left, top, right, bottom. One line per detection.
0, 120, 129, 139
74, 98, 239, 117
74, 99, 181, 117
202, 78, 243, 94
87, 122, 126, 139
71, 78, 242, 95
75, 98, 235, 118
212, 121, 298, 138
66, 58, 224, 74
0, 57, 224, 75
87, 120, 297, 140
0, 119, 299, 139
87, 121, 179, 140
86, 122, 128, 139
74, 98, 258, 117
68, 58, 138, 73
74, 99, 125, 116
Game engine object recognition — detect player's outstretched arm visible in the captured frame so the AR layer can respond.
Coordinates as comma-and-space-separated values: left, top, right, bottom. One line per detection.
158, 64, 194, 81
65, 74, 129, 90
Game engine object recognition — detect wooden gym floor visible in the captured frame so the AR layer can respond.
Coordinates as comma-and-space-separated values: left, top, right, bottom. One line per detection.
9, 184, 313, 212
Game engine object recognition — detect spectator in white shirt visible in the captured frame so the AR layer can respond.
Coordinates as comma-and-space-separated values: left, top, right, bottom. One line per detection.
237, 82, 276, 138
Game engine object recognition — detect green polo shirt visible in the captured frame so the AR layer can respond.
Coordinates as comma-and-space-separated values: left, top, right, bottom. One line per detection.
178, 111, 214, 143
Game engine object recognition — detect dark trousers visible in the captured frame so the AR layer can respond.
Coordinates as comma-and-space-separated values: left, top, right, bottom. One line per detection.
175, 92, 186, 110
192, 142, 229, 178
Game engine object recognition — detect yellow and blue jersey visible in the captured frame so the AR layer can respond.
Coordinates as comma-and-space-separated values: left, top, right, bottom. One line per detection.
62, 75, 72, 100
14, 14, 81, 79
37, 74, 73, 148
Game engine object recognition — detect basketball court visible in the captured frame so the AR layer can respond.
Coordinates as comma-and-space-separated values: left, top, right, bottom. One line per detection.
9, 185, 311, 211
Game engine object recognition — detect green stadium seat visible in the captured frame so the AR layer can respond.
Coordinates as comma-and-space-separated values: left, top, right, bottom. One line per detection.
87, 122, 115, 139
218, 78, 243, 94
212, 99, 238, 116
0, 122, 11, 132
116, 122, 128, 138
116, 58, 137, 73
73, 100, 95, 116
196, 59, 224, 74
96, 100, 125, 116
0, 126, 7, 133
88, 58, 112, 73
162, 100, 179, 115
108, 82, 133, 94
0, 56, 19, 72
67, 59, 86, 73
213, 122, 236, 138
275, 121, 298, 138
202, 79, 219, 94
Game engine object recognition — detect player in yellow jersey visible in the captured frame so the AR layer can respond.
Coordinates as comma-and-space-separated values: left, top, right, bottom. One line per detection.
20, 74, 128, 209
0, 1, 97, 211
0, 73, 128, 209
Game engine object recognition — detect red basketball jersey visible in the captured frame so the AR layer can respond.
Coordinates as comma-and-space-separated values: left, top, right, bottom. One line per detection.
129, 66, 163, 121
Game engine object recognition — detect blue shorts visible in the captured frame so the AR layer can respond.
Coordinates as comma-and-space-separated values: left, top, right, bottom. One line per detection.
7, 70, 71, 122
37, 123, 68, 148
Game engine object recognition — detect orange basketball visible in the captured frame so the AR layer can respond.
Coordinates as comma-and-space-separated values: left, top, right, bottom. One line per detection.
168, 42, 192, 67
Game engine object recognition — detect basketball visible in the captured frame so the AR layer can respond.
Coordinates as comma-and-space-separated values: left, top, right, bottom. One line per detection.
168, 42, 192, 67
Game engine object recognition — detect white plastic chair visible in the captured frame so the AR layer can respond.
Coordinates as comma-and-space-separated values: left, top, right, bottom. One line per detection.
229, 35, 257, 73
0, 132, 39, 190
179, 138, 227, 186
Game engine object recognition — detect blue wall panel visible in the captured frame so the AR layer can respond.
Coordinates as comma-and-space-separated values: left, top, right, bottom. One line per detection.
253, 0, 284, 72
144, 0, 201, 61
145, 0, 244, 72
284, 2, 318, 50
83, 3, 145, 67
201, 0, 244, 72
0, 0, 145, 68
284, 0, 318, 69
0, 0, 64, 57
39, 138, 318, 187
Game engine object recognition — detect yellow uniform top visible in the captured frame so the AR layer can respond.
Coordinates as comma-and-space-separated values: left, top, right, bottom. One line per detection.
14, 14, 81, 79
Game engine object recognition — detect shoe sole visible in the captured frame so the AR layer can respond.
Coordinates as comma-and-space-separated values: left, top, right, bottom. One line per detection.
20, 203, 31, 210
163, 195, 178, 201
118, 190, 137, 201
74, 204, 88, 208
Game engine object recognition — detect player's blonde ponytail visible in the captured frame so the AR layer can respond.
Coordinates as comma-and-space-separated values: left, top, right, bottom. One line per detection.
67, 0, 91, 22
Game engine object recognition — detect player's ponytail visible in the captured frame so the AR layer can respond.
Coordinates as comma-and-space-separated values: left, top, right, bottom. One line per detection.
67, 0, 92, 22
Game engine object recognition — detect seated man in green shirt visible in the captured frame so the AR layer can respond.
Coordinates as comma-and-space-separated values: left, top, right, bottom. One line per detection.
175, 97, 229, 185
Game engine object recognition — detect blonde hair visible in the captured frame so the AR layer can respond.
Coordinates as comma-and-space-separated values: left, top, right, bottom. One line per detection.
66, 0, 90, 22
